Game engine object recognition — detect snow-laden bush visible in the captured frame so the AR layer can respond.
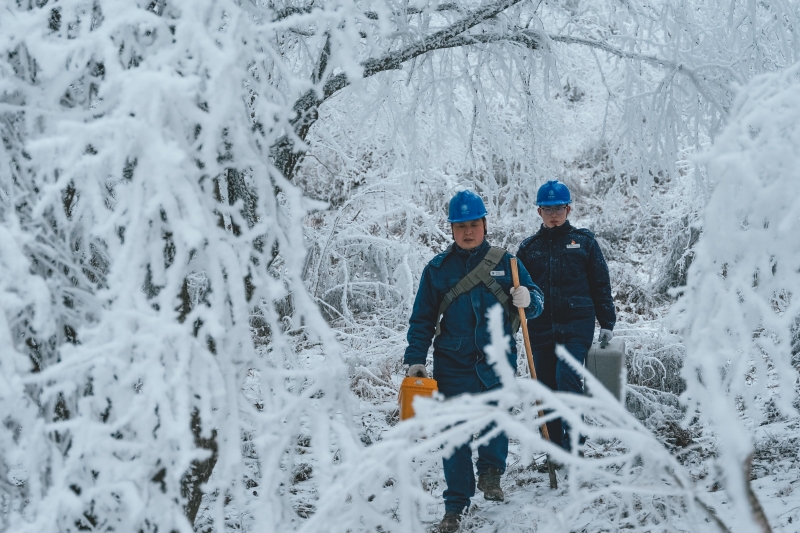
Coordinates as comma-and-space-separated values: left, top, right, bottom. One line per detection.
675, 62, 800, 531
0, 2, 360, 531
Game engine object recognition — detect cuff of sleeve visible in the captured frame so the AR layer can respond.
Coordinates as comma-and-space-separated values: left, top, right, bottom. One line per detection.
403, 354, 426, 366
524, 305, 542, 320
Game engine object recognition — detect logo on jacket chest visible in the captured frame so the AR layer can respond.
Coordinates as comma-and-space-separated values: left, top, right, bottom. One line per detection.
566, 240, 580, 249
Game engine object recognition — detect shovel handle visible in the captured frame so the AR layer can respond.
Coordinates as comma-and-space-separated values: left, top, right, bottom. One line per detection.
511, 258, 558, 489
510, 258, 551, 442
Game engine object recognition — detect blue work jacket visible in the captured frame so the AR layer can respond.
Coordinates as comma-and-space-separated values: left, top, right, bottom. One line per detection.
404, 240, 544, 389
517, 221, 615, 347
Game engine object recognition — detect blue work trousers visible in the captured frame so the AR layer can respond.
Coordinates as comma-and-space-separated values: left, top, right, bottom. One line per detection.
435, 371, 508, 514
531, 340, 590, 451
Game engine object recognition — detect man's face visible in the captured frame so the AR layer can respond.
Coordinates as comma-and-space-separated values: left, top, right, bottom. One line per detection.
538, 205, 571, 228
452, 219, 485, 250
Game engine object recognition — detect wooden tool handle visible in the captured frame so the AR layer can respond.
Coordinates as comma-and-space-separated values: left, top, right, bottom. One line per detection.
510, 258, 551, 442
510, 259, 536, 381
510, 258, 558, 488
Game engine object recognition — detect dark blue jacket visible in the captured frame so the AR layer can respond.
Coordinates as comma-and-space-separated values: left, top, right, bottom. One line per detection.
404, 240, 544, 389
517, 221, 615, 347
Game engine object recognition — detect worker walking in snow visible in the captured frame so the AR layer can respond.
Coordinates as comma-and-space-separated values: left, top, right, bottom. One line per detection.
517, 179, 616, 453
403, 190, 543, 533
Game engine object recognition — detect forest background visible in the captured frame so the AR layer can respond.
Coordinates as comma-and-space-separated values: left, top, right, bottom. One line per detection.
0, 0, 798, 532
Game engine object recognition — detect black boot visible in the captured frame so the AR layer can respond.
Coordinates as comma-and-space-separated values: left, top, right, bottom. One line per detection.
476, 467, 504, 502
438, 511, 462, 533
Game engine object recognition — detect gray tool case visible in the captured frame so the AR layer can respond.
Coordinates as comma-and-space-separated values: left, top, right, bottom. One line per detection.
585, 337, 626, 401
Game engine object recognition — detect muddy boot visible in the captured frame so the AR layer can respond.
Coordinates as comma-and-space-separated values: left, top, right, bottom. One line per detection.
437, 511, 462, 533
477, 467, 504, 502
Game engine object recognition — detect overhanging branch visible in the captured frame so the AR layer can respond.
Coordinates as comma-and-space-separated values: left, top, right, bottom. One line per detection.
274, 2, 465, 22
545, 34, 673, 67
271, 0, 529, 179
545, 33, 728, 115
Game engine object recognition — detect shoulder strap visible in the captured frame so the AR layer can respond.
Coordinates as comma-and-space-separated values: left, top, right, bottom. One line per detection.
435, 247, 519, 337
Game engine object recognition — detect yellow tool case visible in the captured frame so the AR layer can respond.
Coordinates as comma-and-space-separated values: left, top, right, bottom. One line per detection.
398, 376, 438, 420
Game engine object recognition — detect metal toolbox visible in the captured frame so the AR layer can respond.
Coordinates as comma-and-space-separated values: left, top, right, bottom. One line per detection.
585, 337, 626, 401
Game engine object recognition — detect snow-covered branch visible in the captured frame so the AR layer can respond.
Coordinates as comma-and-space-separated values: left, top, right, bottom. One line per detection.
271, 0, 531, 179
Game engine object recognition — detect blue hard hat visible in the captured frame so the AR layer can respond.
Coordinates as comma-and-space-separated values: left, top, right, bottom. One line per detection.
448, 190, 487, 223
536, 180, 572, 206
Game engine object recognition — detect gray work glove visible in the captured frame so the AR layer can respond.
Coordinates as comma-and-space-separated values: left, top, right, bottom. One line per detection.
509, 286, 531, 308
407, 364, 429, 378
599, 329, 613, 348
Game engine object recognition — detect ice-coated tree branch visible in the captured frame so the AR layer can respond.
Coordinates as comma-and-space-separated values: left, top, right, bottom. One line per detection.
745, 454, 773, 533
271, 0, 529, 180
271, 14, 743, 182
544, 33, 730, 114
273, 2, 465, 22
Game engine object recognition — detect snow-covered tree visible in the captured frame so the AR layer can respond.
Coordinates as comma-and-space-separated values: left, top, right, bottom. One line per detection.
0, 1, 357, 531
676, 62, 800, 533
2, 0, 799, 531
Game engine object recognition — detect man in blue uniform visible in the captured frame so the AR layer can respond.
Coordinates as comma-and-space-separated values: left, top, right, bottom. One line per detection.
403, 190, 543, 532
517, 180, 616, 452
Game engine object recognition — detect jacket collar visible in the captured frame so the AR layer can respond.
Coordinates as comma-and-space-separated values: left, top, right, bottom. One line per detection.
537, 220, 572, 238
450, 238, 490, 258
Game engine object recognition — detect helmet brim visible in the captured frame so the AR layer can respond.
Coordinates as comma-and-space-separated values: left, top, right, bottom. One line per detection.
448, 213, 487, 223
536, 200, 572, 206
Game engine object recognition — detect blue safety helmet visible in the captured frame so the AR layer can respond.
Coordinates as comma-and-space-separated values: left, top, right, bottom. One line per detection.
536, 180, 572, 206
448, 190, 488, 223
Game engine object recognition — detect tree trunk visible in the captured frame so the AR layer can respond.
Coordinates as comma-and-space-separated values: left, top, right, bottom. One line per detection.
745, 453, 773, 533
182, 408, 219, 526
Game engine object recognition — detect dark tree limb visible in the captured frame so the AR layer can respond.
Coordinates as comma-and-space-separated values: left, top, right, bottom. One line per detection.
745, 453, 773, 533
270, 0, 530, 180
182, 408, 219, 526
363, 3, 465, 19
311, 32, 332, 85
273, 3, 464, 23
